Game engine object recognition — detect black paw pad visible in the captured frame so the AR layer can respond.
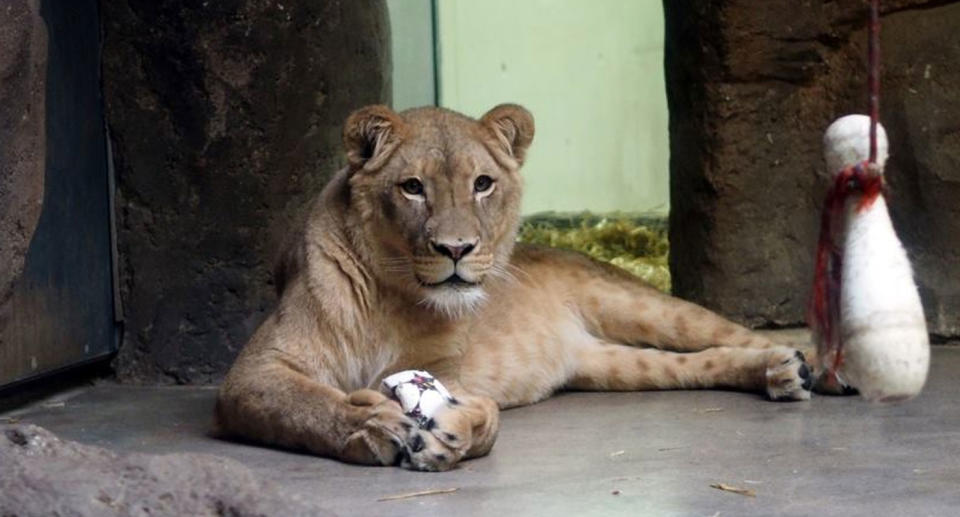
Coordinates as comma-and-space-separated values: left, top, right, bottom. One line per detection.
410, 433, 425, 452
783, 350, 806, 365
799, 363, 813, 390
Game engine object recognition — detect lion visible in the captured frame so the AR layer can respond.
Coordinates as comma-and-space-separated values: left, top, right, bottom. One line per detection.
215, 104, 814, 471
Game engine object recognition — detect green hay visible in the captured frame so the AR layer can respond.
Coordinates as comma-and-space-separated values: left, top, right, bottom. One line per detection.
517, 212, 671, 292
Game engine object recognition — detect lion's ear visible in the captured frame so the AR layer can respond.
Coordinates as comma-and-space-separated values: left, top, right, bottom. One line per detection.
480, 104, 535, 169
343, 105, 406, 171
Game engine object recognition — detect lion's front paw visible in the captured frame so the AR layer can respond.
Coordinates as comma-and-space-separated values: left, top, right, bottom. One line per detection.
399, 395, 499, 472
765, 348, 813, 401
341, 390, 418, 466
400, 427, 461, 472
399, 402, 470, 472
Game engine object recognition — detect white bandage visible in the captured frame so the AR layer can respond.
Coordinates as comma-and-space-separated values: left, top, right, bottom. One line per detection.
381, 370, 455, 427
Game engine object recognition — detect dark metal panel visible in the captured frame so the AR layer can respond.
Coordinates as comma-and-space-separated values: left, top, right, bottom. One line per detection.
0, 0, 115, 386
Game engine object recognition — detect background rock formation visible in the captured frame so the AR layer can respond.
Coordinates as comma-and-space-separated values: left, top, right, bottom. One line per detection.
101, 0, 392, 382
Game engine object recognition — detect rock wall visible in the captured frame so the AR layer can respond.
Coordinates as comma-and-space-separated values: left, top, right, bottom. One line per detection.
102, 0, 392, 383
0, 0, 46, 352
664, 1, 960, 337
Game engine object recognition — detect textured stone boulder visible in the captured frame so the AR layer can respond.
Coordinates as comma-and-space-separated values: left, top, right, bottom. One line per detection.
0, 424, 330, 516
0, 0, 46, 349
665, 1, 960, 336
102, 1, 392, 382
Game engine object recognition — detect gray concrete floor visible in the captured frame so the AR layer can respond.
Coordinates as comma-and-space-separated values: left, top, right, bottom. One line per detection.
3, 347, 960, 517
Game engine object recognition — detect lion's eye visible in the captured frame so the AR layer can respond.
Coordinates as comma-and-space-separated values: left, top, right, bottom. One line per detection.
474, 175, 494, 194
400, 178, 424, 196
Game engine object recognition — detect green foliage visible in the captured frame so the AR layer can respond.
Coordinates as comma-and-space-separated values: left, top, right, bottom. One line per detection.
517, 213, 671, 292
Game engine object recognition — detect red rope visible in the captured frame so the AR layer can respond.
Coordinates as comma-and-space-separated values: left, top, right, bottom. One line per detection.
868, 0, 880, 163
810, 0, 885, 374
810, 163, 884, 373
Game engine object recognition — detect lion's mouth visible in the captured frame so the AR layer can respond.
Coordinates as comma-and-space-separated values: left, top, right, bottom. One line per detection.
421, 273, 479, 288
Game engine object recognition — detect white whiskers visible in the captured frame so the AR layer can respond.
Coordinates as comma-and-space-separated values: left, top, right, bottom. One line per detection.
498, 262, 532, 284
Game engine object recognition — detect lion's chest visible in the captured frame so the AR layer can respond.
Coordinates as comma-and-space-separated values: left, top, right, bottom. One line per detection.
350, 319, 467, 390
344, 343, 398, 392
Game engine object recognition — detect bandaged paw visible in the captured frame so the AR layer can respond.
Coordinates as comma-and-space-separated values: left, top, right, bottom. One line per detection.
380, 370, 455, 428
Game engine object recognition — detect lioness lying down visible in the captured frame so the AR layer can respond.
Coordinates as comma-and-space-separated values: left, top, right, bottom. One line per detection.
216, 104, 814, 471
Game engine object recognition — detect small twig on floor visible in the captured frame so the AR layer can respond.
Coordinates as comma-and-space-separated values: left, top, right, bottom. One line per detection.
710, 483, 756, 498
377, 487, 459, 502
693, 407, 724, 414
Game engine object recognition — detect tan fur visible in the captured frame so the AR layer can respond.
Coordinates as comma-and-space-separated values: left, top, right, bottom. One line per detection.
216, 105, 813, 472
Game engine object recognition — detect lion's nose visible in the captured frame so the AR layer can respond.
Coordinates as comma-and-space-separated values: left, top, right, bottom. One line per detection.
431, 239, 477, 261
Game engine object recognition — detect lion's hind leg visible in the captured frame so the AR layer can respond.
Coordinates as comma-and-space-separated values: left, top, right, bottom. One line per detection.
570, 261, 775, 353
566, 341, 813, 401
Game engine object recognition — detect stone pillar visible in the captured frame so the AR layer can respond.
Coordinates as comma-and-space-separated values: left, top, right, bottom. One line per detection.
0, 0, 46, 345
664, 0, 960, 337
102, 1, 392, 382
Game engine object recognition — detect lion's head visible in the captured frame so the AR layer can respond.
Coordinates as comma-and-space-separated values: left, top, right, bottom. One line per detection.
341, 104, 534, 316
